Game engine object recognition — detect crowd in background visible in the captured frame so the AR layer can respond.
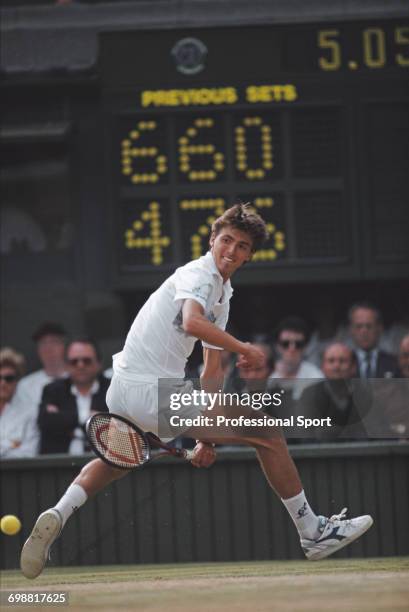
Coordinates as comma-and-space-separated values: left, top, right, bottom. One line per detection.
1, 302, 408, 459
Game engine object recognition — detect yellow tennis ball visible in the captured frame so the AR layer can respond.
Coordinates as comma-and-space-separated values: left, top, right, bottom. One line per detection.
1, 515, 22, 536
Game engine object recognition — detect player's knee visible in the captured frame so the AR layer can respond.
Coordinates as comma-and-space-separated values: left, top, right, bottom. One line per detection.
78, 458, 127, 481
103, 462, 129, 481
244, 433, 287, 452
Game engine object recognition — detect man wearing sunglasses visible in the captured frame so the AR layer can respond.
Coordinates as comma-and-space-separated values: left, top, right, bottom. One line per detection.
269, 317, 323, 400
37, 338, 110, 454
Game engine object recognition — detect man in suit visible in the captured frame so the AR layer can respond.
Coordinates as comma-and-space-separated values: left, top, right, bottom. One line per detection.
348, 302, 398, 379
38, 338, 110, 454
298, 342, 370, 440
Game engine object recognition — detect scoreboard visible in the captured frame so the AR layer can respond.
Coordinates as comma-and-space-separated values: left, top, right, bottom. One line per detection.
99, 20, 409, 287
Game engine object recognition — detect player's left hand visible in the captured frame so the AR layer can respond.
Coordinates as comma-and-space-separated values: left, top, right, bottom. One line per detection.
190, 441, 216, 468
236, 343, 266, 370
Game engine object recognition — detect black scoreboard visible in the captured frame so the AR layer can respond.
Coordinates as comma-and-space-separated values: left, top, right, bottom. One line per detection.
99, 20, 409, 287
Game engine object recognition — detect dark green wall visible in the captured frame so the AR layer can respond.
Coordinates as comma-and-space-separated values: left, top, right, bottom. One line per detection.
1, 443, 408, 569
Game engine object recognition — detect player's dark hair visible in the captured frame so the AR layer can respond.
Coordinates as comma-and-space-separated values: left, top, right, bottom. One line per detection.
211, 203, 269, 252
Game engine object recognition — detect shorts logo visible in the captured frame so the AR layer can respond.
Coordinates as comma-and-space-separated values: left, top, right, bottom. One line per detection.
297, 502, 308, 518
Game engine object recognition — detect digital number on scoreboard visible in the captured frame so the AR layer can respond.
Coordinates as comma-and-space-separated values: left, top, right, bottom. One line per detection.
100, 19, 408, 282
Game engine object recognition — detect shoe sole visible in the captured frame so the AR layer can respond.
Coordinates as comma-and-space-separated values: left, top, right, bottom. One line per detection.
307, 516, 374, 561
20, 511, 62, 579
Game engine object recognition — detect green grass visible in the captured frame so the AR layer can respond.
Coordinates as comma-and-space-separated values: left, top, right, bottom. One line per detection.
1, 558, 408, 611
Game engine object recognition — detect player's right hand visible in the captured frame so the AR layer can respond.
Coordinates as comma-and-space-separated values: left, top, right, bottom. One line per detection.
236, 343, 266, 370
191, 441, 217, 468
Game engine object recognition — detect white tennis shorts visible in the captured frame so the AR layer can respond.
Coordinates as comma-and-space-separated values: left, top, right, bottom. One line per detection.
105, 374, 204, 440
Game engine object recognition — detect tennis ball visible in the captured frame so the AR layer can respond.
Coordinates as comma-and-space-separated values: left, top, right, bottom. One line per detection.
1, 515, 22, 536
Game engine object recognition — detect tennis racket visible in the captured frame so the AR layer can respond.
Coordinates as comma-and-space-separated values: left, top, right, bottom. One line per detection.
86, 412, 195, 470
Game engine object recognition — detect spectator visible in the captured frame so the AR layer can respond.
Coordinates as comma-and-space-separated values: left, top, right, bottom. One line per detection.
367, 336, 409, 439
348, 303, 398, 378
380, 315, 409, 356
17, 322, 67, 412
0, 348, 39, 458
298, 342, 370, 440
320, 342, 357, 380
268, 317, 323, 400
38, 338, 110, 455
304, 296, 341, 368
390, 334, 409, 435
397, 334, 409, 378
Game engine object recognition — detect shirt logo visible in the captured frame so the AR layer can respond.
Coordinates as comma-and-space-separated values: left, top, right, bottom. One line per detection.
173, 309, 185, 334
191, 283, 212, 302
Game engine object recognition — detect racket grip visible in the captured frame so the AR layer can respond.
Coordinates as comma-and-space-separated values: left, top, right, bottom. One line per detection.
183, 449, 195, 461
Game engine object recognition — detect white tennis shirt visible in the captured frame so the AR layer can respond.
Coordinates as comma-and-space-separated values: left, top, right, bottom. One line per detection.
113, 251, 233, 380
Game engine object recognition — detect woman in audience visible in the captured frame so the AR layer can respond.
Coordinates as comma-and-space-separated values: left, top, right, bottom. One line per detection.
0, 347, 39, 458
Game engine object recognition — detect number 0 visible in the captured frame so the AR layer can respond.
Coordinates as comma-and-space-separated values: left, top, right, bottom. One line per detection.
363, 28, 386, 68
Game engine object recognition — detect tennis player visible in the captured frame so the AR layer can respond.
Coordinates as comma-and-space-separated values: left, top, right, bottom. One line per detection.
21, 204, 373, 578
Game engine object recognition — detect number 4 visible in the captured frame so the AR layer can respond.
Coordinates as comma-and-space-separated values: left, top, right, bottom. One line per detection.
124, 201, 170, 265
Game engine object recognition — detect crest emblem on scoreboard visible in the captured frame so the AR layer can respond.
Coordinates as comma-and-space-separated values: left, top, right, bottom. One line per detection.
171, 37, 208, 75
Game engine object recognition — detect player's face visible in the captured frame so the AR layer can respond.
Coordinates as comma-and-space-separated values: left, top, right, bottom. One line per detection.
322, 344, 356, 379
66, 342, 101, 388
210, 226, 253, 281
350, 308, 381, 351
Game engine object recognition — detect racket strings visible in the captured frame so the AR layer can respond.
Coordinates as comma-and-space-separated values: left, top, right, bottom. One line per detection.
88, 415, 149, 469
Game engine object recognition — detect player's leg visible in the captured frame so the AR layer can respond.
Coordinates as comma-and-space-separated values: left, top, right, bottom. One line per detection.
197, 430, 322, 540
20, 459, 128, 579
188, 406, 373, 561
239, 434, 373, 558
57, 458, 128, 521
21, 375, 133, 579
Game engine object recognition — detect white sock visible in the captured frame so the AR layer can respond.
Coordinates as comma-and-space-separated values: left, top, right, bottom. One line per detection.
53, 483, 88, 527
281, 489, 320, 540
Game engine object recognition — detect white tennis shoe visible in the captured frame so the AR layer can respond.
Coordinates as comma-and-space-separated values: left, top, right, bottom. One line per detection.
301, 507, 373, 561
20, 509, 63, 579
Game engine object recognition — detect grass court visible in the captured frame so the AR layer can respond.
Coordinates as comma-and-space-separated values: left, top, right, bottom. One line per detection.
1, 557, 408, 611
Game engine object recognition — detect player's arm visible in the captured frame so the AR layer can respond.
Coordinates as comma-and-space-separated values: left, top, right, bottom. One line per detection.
190, 349, 219, 468
189, 320, 223, 469
200, 347, 224, 394
182, 299, 264, 368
